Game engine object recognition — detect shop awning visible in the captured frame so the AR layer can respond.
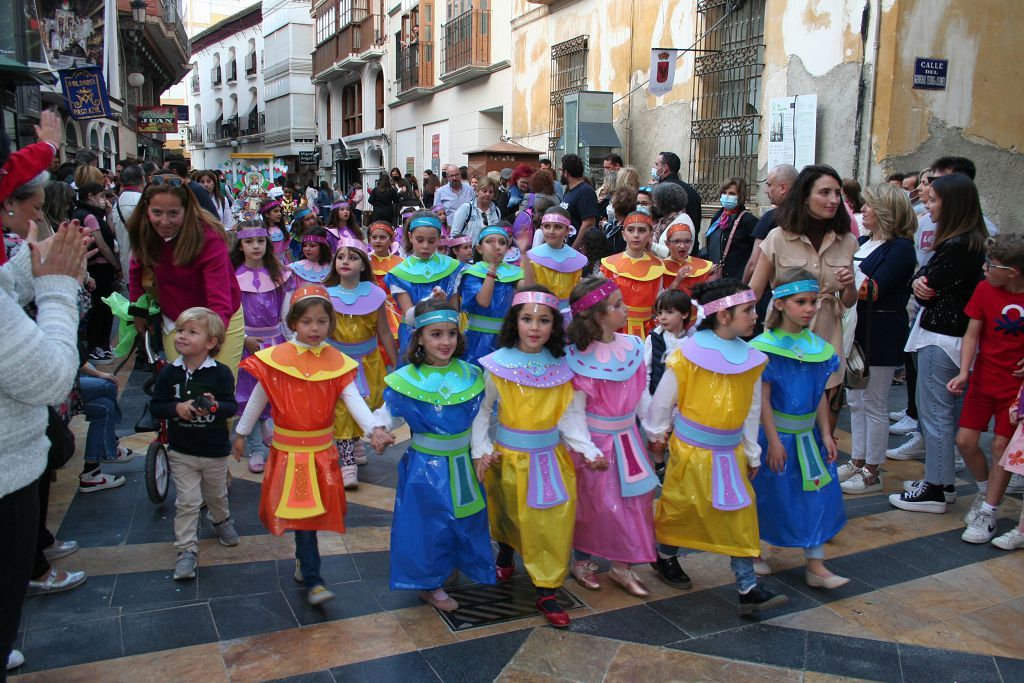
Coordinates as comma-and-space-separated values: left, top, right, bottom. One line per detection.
0, 56, 55, 85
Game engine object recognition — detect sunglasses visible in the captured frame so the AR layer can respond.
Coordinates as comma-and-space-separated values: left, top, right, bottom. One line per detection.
150, 175, 184, 187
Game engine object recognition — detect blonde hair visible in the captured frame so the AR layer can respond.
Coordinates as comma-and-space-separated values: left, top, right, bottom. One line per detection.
615, 166, 642, 194
174, 307, 226, 356
475, 175, 499, 193
861, 183, 916, 241
74, 165, 104, 188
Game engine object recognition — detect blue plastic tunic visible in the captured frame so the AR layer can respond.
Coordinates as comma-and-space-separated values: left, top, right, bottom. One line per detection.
754, 351, 847, 548
458, 268, 521, 366
385, 366, 495, 590
385, 259, 463, 358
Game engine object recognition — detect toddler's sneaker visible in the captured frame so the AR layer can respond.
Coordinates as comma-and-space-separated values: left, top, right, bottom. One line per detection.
889, 415, 918, 435
342, 464, 358, 489
886, 432, 924, 460
962, 509, 997, 544
902, 480, 956, 503
79, 469, 126, 493
991, 527, 1024, 550
174, 551, 197, 580
889, 481, 946, 513
836, 461, 859, 483
307, 585, 335, 606
213, 517, 240, 546
738, 584, 788, 615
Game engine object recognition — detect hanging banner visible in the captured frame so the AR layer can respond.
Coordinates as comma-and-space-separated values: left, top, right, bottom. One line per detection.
648, 49, 679, 97
136, 106, 178, 133
59, 64, 111, 120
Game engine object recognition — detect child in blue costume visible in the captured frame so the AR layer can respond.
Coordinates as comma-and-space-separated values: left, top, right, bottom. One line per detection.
385, 210, 463, 359
749, 274, 848, 589
382, 300, 495, 611
459, 225, 524, 365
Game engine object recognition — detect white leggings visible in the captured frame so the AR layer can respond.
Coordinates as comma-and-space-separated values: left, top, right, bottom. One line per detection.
847, 365, 897, 467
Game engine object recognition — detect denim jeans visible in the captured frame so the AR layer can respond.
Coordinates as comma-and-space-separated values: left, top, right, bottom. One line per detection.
917, 345, 964, 486
294, 530, 322, 589
79, 375, 121, 462
847, 365, 897, 466
658, 544, 757, 592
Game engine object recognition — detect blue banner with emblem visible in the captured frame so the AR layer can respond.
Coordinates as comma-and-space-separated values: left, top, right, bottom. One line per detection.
59, 65, 111, 120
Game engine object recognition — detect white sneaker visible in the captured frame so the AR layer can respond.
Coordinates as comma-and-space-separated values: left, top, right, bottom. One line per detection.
836, 461, 860, 483
888, 409, 907, 423
964, 492, 985, 526
342, 464, 358, 489
886, 431, 925, 461
840, 468, 883, 495
6, 649, 24, 671
992, 527, 1024, 550
962, 509, 997, 544
889, 415, 919, 435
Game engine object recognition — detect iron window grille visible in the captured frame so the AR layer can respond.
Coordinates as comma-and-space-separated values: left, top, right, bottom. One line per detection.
549, 35, 588, 153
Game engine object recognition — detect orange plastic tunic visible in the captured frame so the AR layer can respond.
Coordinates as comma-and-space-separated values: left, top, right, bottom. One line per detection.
240, 342, 357, 536
662, 256, 715, 296
371, 253, 404, 341
600, 253, 666, 339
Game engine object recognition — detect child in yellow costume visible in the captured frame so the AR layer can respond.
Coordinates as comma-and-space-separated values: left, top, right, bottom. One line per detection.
522, 207, 587, 315
472, 286, 598, 628
644, 279, 790, 615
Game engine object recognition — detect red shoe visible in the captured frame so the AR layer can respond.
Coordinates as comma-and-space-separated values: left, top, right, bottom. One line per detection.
496, 564, 514, 582
536, 595, 571, 628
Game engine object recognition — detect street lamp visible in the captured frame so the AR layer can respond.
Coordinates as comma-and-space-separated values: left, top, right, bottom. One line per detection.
128, 0, 148, 88
131, 0, 147, 24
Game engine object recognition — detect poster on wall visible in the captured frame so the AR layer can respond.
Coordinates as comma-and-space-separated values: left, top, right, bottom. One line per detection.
767, 94, 817, 171
59, 65, 111, 120
27, 0, 106, 71
431, 134, 440, 174
136, 106, 178, 133
648, 49, 679, 97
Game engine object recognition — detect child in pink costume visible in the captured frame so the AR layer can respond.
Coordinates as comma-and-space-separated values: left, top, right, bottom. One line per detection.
565, 277, 658, 596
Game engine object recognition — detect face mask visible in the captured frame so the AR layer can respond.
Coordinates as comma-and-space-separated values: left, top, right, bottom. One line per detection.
650, 167, 659, 181
720, 194, 739, 210
636, 204, 651, 215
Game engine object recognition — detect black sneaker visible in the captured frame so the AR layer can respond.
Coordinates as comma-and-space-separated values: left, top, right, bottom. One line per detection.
738, 583, 789, 615
650, 556, 692, 588
654, 462, 666, 483
889, 481, 947, 514
88, 347, 114, 365
903, 479, 956, 504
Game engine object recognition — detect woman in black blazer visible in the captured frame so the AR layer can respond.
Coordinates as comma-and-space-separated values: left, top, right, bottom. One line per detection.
840, 184, 919, 495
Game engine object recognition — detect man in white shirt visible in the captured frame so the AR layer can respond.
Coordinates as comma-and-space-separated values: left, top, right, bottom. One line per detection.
110, 164, 144, 274
434, 164, 475, 215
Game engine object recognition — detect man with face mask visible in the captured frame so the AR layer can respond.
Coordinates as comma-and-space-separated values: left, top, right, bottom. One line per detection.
653, 151, 702, 233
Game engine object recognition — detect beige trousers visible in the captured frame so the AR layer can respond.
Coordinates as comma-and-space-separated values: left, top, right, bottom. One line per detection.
168, 450, 231, 554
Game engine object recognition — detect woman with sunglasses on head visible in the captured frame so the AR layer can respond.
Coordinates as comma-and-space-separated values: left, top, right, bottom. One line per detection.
127, 182, 245, 379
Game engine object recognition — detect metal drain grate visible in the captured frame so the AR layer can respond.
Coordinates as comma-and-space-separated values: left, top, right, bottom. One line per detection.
434, 576, 587, 631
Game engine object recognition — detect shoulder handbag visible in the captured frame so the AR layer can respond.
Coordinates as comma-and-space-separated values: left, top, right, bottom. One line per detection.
46, 407, 76, 470
845, 256, 881, 390
707, 210, 746, 281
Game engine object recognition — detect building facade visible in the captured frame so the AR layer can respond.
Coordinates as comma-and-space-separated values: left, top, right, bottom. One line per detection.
186, 4, 266, 174
510, 0, 1022, 228
310, 0, 390, 195
388, 0, 512, 184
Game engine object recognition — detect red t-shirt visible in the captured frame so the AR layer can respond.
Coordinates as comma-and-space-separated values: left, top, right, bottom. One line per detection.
965, 280, 1024, 395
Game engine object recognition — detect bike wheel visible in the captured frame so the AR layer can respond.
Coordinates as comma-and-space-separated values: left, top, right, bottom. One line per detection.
145, 442, 170, 503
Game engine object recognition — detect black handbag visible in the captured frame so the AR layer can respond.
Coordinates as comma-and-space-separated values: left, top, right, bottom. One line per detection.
46, 407, 76, 470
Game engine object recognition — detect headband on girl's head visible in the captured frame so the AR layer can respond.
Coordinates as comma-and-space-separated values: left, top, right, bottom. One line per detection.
290, 284, 330, 306
368, 221, 394, 236
570, 279, 619, 315
476, 225, 509, 244
414, 309, 460, 329
701, 288, 756, 315
512, 291, 561, 311
236, 226, 269, 239
331, 201, 350, 210
293, 208, 313, 222
771, 279, 820, 301
623, 213, 654, 227
446, 235, 472, 247
302, 234, 329, 245
409, 215, 443, 233
260, 200, 281, 214
541, 213, 572, 227
666, 222, 693, 239
431, 204, 445, 213
335, 237, 368, 253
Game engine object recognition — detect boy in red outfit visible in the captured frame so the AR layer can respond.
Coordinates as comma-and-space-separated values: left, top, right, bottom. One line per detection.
948, 234, 1024, 544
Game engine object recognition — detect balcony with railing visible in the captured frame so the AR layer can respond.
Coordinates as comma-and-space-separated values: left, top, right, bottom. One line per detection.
205, 120, 221, 142
245, 52, 257, 77
240, 110, 265, 136
190, 74, 200, 94
211, 66, 222, 87
397, 40, 433, 96
311, 1, 387, 82
441, 8, 491, 83
226, 61, 237, 83
187, 125, 203, 144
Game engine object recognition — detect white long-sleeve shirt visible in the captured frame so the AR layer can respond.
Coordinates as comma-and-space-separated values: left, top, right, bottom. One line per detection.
470, 374, 600, 461
641, 367, 763, 468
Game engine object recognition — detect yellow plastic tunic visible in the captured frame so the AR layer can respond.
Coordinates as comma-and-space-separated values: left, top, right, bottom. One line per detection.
330, 310, 385, 440
655, 350, 764, 557
529, 262, 581, 305
486, 378, 577, 588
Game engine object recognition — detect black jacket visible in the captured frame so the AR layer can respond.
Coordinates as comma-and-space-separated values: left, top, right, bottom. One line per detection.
150, 358, 238, 457
854, 237, 917, 366
703, 208, 758, 281
914, 236, 985, 337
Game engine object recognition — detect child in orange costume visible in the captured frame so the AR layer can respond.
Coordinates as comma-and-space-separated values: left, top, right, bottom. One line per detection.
232, 285, 394, 605
662, 221, 714, 296
600, 212, 665, 338
368, 220, 403, 349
